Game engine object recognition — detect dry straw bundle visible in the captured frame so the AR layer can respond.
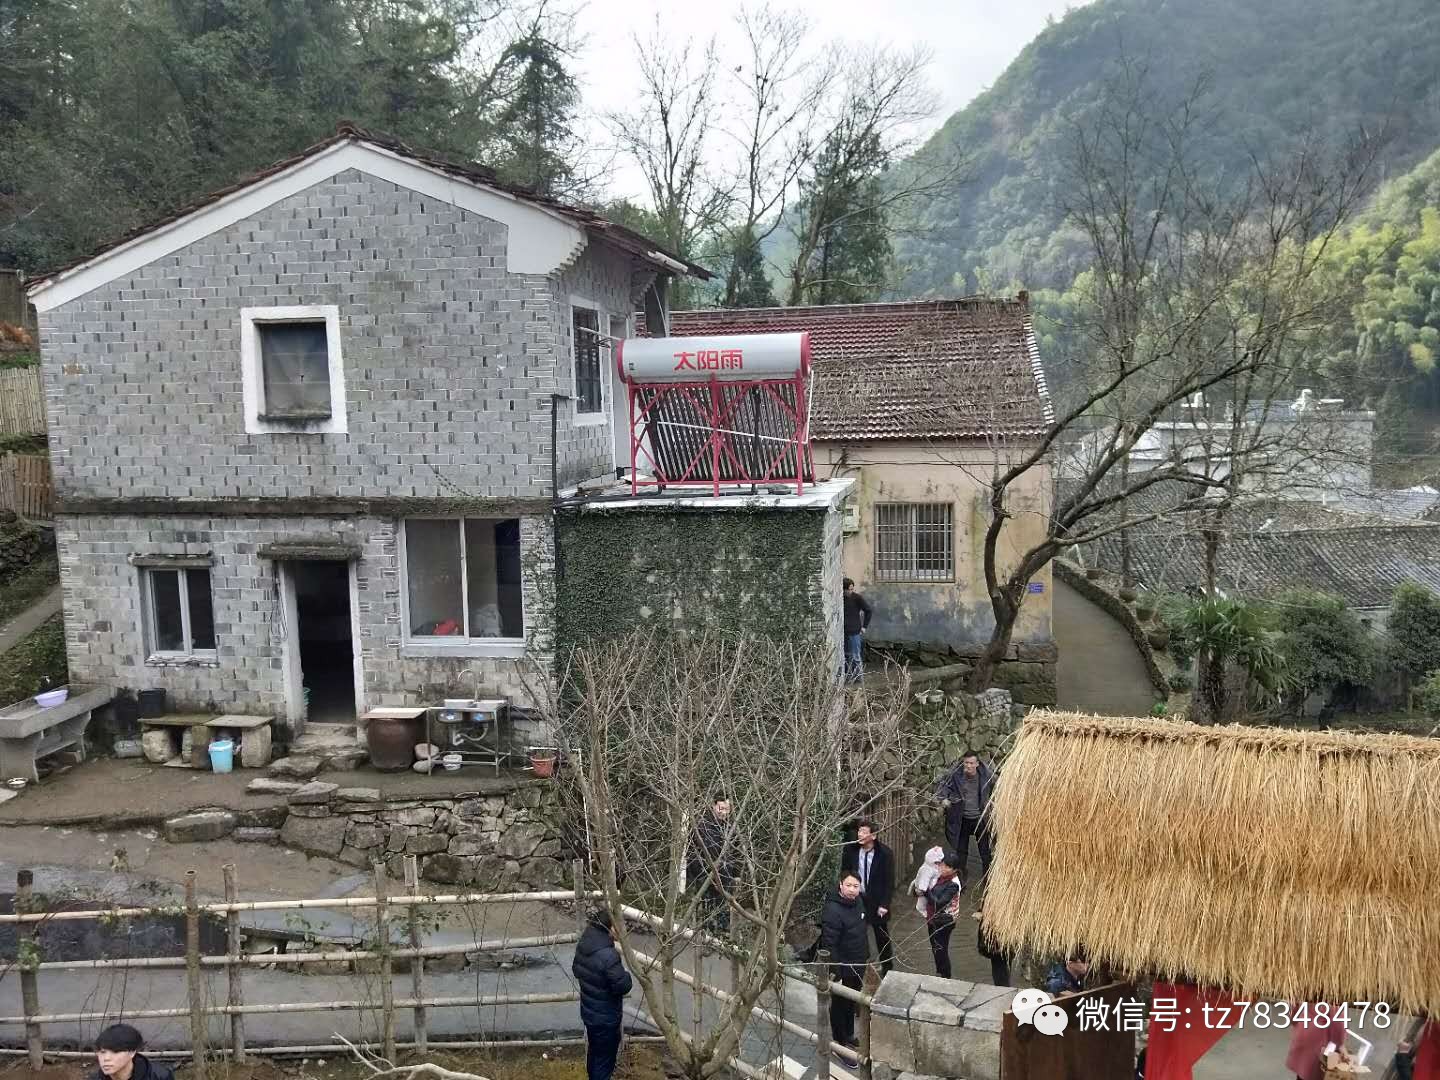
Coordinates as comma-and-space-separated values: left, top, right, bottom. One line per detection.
985, 710, 1440, 1014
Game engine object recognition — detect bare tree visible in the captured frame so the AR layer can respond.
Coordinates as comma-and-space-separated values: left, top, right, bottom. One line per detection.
534, 630, 916, 1079
606, 22, 730, 290
911, 64, 1380, 693
712, 7, 834, 307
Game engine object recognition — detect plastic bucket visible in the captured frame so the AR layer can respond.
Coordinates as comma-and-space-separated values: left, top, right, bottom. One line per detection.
208, 738, 235, 774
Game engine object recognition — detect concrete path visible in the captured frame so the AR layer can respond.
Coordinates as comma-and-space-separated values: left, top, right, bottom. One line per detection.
1053, 578, 1158, 715
0, 583, 61, 655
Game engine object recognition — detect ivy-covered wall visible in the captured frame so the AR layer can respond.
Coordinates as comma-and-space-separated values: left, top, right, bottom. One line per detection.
553, 505, 839, 654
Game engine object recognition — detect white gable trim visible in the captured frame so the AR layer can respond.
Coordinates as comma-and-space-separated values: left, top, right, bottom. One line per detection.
28, 140, 589, 312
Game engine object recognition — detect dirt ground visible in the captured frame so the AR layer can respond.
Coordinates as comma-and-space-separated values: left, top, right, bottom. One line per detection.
1, 1044, 668, 1080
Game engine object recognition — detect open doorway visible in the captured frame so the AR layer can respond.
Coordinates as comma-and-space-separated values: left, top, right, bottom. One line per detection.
290, 561, 357, 725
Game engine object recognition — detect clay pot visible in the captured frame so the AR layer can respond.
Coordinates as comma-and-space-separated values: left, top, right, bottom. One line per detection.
367, 715, 421, 771
1085, 567, 1104, 580
1147, 629, 1171, 652
1134, 605, 1155, 623
529, 751, 558, 778
1118, 587, 1138, 603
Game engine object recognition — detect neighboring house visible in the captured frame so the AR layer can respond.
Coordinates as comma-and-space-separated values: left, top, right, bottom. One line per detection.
25, 127, 862, 738
1090, 502, 1440, 630
658, 297, 1057, 700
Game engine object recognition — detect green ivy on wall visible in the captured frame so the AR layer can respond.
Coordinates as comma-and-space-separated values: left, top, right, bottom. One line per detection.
554, 507, 827, 652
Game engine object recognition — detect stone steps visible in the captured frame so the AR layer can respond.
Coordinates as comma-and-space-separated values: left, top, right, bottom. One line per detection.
272, 721, 368, 776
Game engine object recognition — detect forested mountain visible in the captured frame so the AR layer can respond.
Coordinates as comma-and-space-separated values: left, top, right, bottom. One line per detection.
896, 0, 1440, 296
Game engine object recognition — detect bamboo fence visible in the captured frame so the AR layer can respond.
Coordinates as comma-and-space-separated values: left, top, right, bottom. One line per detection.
1, 860, 865, 1075
0, 452, 52, 519
0, 368, 45, 439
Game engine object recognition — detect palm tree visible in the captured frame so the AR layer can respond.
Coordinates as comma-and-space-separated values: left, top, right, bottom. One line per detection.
1177, 598, 1287, 721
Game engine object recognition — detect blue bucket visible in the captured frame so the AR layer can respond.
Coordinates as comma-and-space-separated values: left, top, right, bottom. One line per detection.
208, 738, 235, 774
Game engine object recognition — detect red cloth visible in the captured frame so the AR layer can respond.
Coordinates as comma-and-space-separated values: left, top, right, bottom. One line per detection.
1415, 1020, 1440, 1080
1284, 1010, 1347, 1080
1144, 982, 1234, 1080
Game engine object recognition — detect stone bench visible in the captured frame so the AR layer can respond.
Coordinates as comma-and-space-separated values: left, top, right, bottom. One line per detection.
141, 713, 272, 768
869, 972, 1011, 1080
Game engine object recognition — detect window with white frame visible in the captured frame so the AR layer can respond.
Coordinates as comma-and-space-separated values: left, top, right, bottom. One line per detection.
142, 567, 217, 658
404, 518, 525, 641
240, 305, 347, 433
572, 305, 603, 415
874, 503, 955, 582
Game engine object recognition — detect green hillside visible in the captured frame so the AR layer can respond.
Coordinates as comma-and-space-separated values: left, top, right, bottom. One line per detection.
897, 0, 1440, 295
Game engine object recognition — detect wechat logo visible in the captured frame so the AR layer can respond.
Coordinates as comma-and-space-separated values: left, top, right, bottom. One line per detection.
1012, 989, 1069, 1036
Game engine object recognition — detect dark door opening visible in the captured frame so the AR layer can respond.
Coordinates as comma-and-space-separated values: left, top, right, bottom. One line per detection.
293, 561, 355, 725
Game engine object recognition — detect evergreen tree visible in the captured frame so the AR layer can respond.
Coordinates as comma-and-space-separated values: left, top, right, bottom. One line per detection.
728, 229, 776, 308
488, 27, 580, 196
787, 124, 892, 305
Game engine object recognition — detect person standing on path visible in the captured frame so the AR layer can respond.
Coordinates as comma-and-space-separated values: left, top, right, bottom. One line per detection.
842, 578, 874, 683
573, 909, 634, 1080
937, 750, 995, 887
840, 819, 896, 973
92, 1025, 174, 1080
923, 849, 962, 978
686, 794, 736, 934
820, 871, 869, 1060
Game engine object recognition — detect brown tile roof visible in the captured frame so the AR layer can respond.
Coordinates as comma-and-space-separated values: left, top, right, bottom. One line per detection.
26, 122, 710, 289
648, 297, 1052, 441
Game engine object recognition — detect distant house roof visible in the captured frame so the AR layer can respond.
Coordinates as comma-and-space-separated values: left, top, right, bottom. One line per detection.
1092, 520, 1440, 609
27, 122, 708, 307
651, 297, 1053, 441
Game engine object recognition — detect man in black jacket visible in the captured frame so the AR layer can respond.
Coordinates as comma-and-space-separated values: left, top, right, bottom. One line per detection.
686, 795, 735, 934
842, 578, 874, 683
840, 820, 895, 973
820, 871, 868, 1058
572, 909, 634, 1080
93, 1024, 174, 1080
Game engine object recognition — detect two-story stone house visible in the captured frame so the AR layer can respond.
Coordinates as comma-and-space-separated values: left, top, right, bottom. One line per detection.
24, 125, 728, 736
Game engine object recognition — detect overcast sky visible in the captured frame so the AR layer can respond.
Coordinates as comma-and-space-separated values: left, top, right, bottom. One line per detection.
572, 0, 1091, 198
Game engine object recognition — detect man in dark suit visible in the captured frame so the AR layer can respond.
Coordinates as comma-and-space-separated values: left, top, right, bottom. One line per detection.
840, 819, 895, 973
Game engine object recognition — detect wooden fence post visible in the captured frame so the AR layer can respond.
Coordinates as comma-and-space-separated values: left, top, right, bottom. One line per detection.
857, 962, 880, 1080
184, 872, 209, 1080
571, 858, 586, 937
813, 949, 832, 1080
17, 868, 43, 1068
373, 861, 397, 1063
404, 856, 428, 1056
222, 865, 246, 1062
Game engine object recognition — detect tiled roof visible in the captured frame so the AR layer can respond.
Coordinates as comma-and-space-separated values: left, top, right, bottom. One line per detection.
1092, 521, 1440, 609
650, 298, 1052, 441
26, 122, 710, 288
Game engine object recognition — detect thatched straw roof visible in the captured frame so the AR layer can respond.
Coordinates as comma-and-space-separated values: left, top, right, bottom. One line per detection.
985, 711, 1440, 1014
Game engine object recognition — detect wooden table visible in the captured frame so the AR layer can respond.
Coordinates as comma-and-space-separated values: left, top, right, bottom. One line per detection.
0, 685, 114, 783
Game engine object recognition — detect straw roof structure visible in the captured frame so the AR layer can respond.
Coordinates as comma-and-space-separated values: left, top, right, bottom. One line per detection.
984, 711, 1440, 1014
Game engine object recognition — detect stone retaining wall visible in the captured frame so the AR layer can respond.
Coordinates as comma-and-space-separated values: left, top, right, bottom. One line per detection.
281, 779, 568, 890
165, 778, 569, 890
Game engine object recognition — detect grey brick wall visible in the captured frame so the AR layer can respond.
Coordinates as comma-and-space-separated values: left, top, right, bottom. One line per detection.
37, 169, 650, 504
55, 511, 556, 726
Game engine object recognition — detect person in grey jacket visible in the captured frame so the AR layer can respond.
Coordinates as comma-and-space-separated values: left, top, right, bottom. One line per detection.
936, 750, 996, 887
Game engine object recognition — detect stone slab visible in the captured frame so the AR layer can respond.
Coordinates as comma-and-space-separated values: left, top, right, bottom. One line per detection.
268, 755, 322, 778
211, 714, 272, 729
140, 714, 217, 728
247, 777, 304, 795
163, 810, 237, 843
334, 787, 381, 803
288, 780, 339, 804
279, 813, 347, 856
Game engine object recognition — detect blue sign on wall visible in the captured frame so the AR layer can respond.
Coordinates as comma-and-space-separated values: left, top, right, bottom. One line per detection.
1027, 582, 1045, 594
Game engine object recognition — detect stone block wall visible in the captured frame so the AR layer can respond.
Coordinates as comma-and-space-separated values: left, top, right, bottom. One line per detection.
277, 779, 569, 890
36, 169, 646, 506
869, 972, 1009, 1080
55, 511, 555, 736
